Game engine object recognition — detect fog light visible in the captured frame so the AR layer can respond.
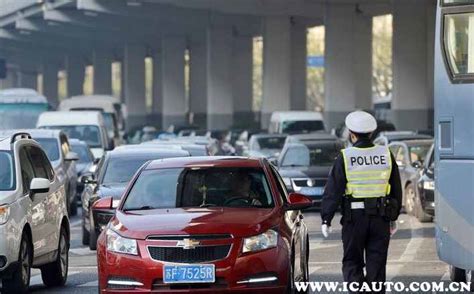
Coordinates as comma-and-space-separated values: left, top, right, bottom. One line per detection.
108, 276, 143, 289
236, 275, 278, 284
0, 255, 6, 268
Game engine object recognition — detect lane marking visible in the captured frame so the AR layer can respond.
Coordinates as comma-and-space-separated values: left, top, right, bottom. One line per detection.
70, 247, 95, 256
70, 219, 82, 228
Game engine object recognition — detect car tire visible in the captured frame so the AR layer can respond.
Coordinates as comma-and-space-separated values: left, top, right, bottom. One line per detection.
41, 226, 69, 287
89, 227, 98, 251
404, 183, 416, 216
82, 218, 90, 246
2, 232, 32, 294
449, 265, 466, 282
414, 195, 432, 223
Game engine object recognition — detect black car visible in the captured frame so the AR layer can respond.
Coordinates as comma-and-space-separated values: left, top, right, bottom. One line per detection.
276, 134, 343, 206
415, 144, 435, 222
81, 146, 190, 250
69, 139, 96, 200
388, 139, 434, 221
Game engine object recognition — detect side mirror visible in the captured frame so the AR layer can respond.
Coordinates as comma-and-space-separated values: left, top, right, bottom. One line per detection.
412, 160, 422, 169
81, 175, 96, 184
285, 193, 313, 211
93, 157, 100, 164
65, 151, 79, 161
30, 178, 50, 194
108, 139, 115, 150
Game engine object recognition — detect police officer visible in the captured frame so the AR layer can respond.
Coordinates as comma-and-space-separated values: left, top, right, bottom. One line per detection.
321, 111, 402, 291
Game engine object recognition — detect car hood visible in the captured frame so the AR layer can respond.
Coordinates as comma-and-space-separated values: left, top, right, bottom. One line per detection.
97, 183, 127, 199
110, 207, 278, 240
278, 165, 332, 179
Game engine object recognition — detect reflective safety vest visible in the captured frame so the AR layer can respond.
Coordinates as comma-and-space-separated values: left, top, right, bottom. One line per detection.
342, 145, 392, 199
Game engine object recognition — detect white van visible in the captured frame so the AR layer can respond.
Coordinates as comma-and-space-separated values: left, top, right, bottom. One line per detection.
36, 111, 110, 159
269, 111, 326, 134
58, 95, 125, 144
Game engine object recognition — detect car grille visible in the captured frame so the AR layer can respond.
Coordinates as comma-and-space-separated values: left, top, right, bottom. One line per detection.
293, 178, 327, 188
148, 245, 231, 263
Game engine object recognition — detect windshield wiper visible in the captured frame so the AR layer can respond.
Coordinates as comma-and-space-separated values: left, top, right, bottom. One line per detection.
199, 203, 217, 208
123, 205, 154, 212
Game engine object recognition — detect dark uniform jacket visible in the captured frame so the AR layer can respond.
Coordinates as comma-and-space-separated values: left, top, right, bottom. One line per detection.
321, 138, 402, 226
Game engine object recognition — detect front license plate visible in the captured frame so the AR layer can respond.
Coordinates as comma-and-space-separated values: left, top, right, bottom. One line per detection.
300, 187, 324, 196
163, 264, 215, 284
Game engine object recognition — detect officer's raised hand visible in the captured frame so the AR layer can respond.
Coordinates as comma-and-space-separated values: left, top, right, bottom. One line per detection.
321, 224, 332, 238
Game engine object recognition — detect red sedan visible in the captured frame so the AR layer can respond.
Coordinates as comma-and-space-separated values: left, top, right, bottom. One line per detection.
97, 157, 311, 293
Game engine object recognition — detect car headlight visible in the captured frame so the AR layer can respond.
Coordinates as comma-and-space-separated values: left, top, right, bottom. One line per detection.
106, 229, 138, 255
0, 205, 10, 225
242, 229, 278, 253
423, 180, 435, 190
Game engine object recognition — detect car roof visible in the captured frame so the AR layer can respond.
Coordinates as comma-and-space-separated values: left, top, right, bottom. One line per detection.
14, 128, 62, 139
37, 111, 104, 127
145, 156, 263, 170
397, 139, 434, 146
251, 133, 287, 139
288, 133, 337, 141
270, 111, 323, 121
109, 146, 190, 158
0, 131, 38, 151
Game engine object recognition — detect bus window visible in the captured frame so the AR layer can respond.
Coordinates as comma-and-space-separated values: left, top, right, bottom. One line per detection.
442, 0, 474, 6
443, 11, 474, 78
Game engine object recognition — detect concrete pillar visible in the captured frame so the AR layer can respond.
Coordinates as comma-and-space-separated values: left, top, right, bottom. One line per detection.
261, 16, 292, 129
189, 32, 208, 128
18, 70, 37, 89
42, 65, 58, 108
123, 44, 146, 129
207, 26, 233, 130
232, 34, 254, 126
161, 37, 186, 130
150, 49, 163, 127
290, 19, 307, 111
93, 49, 112, 95
324, 4, 373, 129
65, 55, 84, 97
392, 0, 435, 130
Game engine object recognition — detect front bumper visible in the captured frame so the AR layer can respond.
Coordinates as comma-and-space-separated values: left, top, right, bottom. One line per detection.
97, 234, 289, 293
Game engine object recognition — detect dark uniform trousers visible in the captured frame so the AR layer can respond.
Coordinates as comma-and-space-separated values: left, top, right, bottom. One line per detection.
341, 210, 390, 291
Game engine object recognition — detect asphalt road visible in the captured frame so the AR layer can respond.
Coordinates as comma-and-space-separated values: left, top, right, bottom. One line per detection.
19, 210, 450, 293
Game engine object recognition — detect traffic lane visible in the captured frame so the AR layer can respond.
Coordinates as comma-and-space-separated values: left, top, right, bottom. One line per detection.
27, 210, 447, 293
30, 212, 98, 294
304, 211, 448, 287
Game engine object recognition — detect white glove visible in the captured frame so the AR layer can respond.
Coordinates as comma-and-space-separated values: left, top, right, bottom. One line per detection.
321, 224, 332, 238
390, 221, 398, 236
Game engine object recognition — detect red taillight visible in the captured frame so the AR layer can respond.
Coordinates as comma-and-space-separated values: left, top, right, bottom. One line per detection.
92, 197, 113, 209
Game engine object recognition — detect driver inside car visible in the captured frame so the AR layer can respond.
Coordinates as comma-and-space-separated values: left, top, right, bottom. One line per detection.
230, 172, 262, 206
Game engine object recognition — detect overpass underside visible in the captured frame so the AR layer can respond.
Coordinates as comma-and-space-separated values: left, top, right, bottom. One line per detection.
0, 0, 435, 131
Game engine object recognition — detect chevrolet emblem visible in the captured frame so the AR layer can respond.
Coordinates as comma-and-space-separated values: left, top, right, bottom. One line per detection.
177, 238, 200, 250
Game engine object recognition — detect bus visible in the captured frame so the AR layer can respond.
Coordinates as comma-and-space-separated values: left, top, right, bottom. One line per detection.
0, 88, 50, 129
435, 0, 474, 285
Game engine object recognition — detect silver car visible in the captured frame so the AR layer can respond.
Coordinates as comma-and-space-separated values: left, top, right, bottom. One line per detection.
26, 129, 79, 216
0, 132, 70, 293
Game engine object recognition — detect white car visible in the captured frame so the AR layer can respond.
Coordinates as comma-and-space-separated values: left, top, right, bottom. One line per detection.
0, 132, 70, 293
269, 111, 326, 134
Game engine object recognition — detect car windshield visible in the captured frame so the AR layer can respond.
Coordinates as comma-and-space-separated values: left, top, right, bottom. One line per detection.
35, 138, 60, 162
0, 103, 49, 130
122, 167, 274, 210
0, 152, 15, 190
408, 144, 433, 164
282, 120, 325, 134
71, 144, 93, 164
103, 156, 158, 185
282, 143, 341, 167
43, 125, 102, 148
256, 137, 286, 150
